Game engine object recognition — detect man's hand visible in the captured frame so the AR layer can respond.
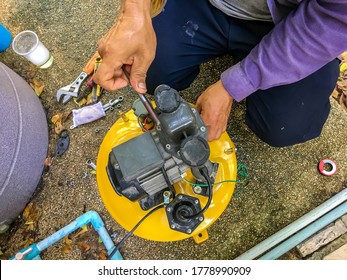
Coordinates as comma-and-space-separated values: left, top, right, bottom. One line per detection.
93, 0, 156, 93
195, 80, 233, 142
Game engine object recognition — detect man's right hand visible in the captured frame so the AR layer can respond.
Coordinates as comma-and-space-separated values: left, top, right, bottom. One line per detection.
93, 0, 156, 94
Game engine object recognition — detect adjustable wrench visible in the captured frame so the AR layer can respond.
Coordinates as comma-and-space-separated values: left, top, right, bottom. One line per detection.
56, 51, 100, 104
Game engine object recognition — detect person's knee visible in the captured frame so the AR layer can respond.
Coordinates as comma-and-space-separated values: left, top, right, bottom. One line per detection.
245, 117, 325, 147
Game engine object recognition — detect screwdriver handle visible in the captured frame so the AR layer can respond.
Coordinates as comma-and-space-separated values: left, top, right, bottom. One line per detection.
83, 51, 100, 75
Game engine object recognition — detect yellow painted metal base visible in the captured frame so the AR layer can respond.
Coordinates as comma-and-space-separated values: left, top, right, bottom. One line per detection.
97, 108, 237, 243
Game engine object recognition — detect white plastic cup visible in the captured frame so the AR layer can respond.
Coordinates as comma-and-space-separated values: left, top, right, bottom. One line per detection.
12, 30, 53, 69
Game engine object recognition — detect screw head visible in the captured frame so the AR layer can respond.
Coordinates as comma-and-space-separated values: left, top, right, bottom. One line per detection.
194, 186, 202, 194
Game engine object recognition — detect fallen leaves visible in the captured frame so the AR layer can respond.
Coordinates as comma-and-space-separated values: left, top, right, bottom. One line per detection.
61, 224, 108, 260
333, 52, 347, 113
14, 202, 43, 250
51, 113, 64, 135
43, 156, 52, 172
29, 78, 45, 97
62, 235, 73, 253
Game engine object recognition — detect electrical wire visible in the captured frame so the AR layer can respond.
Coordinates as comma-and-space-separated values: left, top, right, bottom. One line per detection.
181, 163, 249, 187
181, 166, 212, 219
108, 204, 164, 260
181, 176, 242, 186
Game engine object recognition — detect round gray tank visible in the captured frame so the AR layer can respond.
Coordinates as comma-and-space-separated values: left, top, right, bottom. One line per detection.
0, 62, 48, 231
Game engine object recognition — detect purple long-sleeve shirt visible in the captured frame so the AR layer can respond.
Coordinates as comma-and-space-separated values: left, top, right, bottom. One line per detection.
221, 0, 347, 102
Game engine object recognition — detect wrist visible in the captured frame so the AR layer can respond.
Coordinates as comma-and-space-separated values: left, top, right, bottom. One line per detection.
122, 0, 152, 19
217, 80, 233, 102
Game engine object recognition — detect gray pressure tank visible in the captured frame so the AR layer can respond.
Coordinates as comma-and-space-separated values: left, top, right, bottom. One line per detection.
0, 62, 48, 232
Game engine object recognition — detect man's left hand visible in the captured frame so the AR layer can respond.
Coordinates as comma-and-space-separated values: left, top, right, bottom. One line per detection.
195, 80, 233, 142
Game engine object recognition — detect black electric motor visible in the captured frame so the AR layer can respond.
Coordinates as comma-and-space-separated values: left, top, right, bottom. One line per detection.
106, 85, 216, 233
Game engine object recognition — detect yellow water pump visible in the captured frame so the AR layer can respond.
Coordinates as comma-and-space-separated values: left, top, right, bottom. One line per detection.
97, 85, 237, 244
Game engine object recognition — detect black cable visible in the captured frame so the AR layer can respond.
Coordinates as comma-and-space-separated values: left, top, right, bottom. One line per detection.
182, 166, 212, 219
108, 204, 164, 260
161, 166, 176, 199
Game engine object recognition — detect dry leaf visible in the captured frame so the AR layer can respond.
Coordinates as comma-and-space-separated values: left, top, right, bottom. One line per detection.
64, 235, 73, 245
29, 79, 45, 97
340, 51, 347, 62
73, 97, 87, 107
61, 244, 72, 254
340, 62, 347, 73
25, 221, 35, 231
73, 226, 88, 239
98, 252, 107, 260
18, 238, 34, 249
22, 202, 42, 223
51, 113, 64, 135
44, 156, 52, 172
77, 241, 91, 252
331, 88, 340, 100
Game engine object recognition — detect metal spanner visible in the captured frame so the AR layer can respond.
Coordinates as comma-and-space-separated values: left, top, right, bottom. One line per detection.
14, 247, 33, 260
103, 96, 124, 112
56, 51, 100, 104
86, 159, 96, 170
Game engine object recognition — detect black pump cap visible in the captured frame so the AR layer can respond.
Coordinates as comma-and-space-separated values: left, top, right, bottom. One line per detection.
154, 84, 181, 113
179, 136, 210, 167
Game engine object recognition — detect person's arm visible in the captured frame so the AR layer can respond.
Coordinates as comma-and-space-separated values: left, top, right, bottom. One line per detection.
93, 0, 155, 93
222, 0, 347, 101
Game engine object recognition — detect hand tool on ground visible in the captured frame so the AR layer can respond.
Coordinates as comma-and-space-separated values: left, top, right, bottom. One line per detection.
86, 159, 97, 170
56, 51, 100, 104
14, 247, 33, 260
75, 76, 95, 102
121, 65, 161, 128
103, 96, 124, 112
92, 56, 103, 103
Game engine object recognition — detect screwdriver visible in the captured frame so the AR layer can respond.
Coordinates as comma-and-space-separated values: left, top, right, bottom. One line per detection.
121, 65, 161, 128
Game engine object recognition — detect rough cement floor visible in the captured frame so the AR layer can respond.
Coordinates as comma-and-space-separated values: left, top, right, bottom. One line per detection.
1, 0, 347, 260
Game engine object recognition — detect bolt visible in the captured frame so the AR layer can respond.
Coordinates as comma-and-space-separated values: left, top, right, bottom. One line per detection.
191, 108, 196, 113
163, 191, 171, 198
171, 224, 176, 229
194, 186, 202, 194
195, 199, 199, 204
224, 147, 234, 154
186, 229, 192, 234
166, 207, 172, 212
198, 217, 204, 222
95, 128, 100, 133
200, 126, 206, 132
119, 110, 129, 122
177, 195, 183, 200
166, 144, 171, 150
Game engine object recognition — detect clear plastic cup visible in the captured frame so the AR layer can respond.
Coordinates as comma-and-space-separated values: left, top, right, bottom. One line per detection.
12, 30, 53, 69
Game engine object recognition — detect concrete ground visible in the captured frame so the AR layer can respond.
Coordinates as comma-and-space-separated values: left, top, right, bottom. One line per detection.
1, 0, 347, 260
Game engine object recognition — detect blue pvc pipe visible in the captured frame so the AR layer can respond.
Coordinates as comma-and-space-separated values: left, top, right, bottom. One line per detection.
259, 200, 347, 260
12, 210, 122, 260
235, 188, 347, 260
